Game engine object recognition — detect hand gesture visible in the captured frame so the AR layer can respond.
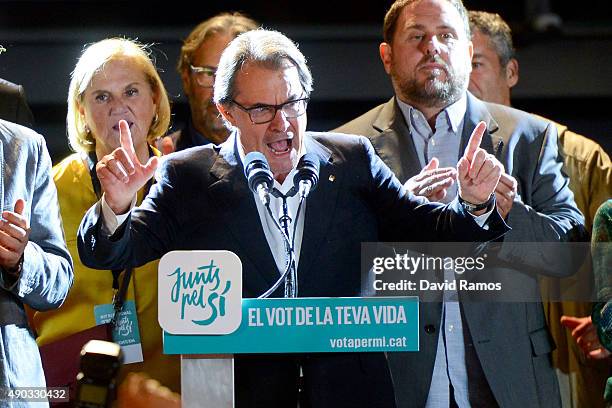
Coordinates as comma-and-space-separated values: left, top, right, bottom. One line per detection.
561, 315, 611, 360
495, 173, 517, 219
404, 158, 456, 202
0, 199, 30, 270
96, 120, 158, 214
457, 121, 503, 206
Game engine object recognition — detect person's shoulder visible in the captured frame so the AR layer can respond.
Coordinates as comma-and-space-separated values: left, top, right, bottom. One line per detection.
0, 78, 21, 96
531, 115, 609, 164
158, 143, 222, 177
309, 131, 370, 149
482, 100, 546, 127
0, 118, 43, 147
333, 100, 391, 135
165, 143, 219, 163
307, 131, 375, 165
594, 199, 612, 220
478, 100, 553, 144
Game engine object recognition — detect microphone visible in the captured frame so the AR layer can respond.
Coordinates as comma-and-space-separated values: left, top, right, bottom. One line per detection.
244, 152, 274, 206
293, 153, 320, 199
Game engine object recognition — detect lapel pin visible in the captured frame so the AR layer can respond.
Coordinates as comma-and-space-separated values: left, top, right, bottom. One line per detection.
328, 175, 335, 182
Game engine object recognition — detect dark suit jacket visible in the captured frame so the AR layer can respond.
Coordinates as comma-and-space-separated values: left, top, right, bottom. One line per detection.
335, 94, 586, 408
78, 131, 508, 408
0, 79, 34, 128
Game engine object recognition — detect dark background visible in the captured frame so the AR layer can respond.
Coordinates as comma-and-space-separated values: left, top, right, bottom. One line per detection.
1, 0, 610, 162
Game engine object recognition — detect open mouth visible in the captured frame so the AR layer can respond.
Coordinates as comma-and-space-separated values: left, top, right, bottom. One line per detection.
267, 138, 292, 155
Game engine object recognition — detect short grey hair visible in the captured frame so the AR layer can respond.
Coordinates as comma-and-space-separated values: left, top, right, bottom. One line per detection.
469, 11, 515, 67
213, 29, 313, 105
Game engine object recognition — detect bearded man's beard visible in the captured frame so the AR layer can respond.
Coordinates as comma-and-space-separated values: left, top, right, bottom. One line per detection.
394, 57, 468, 108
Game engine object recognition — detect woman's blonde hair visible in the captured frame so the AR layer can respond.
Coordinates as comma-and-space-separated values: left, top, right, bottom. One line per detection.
67, 38, 171, 153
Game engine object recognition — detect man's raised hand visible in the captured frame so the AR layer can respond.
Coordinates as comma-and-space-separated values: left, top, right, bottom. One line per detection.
96, 120, 158, 214
457, 121, 503, 209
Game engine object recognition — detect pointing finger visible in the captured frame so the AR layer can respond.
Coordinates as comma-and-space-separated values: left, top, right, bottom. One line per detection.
463, 121, 486, 163
119, 120, 137, 162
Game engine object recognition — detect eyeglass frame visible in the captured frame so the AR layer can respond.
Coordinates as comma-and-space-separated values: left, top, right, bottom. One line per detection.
230, 96, 310, 125
189, 64, 217, 88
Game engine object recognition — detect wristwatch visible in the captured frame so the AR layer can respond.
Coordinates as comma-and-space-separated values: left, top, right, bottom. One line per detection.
458, 193, 495, 213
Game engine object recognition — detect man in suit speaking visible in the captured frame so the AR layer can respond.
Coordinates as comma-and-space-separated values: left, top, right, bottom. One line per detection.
77, 29, 508, 407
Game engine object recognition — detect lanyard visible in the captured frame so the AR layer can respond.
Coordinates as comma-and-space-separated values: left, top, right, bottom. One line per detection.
86, 149, 154, 323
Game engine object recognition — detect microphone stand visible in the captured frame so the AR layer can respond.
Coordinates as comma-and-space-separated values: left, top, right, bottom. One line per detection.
258, 187, 305, 299
277, 191, 297, 298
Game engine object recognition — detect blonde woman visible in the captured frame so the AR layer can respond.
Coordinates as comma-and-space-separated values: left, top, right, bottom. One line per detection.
32, 38, 179, 392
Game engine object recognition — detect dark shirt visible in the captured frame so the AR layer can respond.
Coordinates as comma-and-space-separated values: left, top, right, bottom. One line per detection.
174, 118, 215, 152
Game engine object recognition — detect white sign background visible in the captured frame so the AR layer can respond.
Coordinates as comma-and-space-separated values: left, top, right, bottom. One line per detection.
158, 250, 242, 334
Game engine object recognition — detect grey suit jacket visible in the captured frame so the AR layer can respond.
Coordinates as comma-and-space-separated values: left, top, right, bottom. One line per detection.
0, 119, 72, 390
336, 94, 586, 408
0, 79, 34, 128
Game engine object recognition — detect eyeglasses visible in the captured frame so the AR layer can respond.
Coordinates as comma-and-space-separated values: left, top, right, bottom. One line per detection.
231, 97, 309, 124
189, 64, 216, 88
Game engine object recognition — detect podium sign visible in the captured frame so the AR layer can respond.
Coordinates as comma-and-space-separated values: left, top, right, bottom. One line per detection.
158, 250, 243, 335
158, 251, 419, 407
164, 297, 419, 354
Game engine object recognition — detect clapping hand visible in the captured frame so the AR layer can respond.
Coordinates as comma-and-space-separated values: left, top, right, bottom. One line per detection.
96, 120, 158, 214
495, 173, 517, 219
457, 121, 503, 213
404, 158, 456, 202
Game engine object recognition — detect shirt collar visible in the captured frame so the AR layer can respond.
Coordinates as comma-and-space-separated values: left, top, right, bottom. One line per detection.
396, 93, 467, 133
445, 94, 467, 133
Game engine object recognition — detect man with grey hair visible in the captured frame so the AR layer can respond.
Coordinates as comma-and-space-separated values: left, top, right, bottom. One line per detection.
337, 0, 585, 406
77, 28, 509, 407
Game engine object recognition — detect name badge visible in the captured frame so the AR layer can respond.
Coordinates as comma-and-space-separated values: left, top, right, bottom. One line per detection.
94, 300, 144, 364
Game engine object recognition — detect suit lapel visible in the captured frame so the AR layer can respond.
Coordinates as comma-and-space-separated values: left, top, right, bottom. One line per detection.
460, 93, 500, 157
298, 135, 340, 280
208, 133, 280, 290
370, 98, 422, 181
